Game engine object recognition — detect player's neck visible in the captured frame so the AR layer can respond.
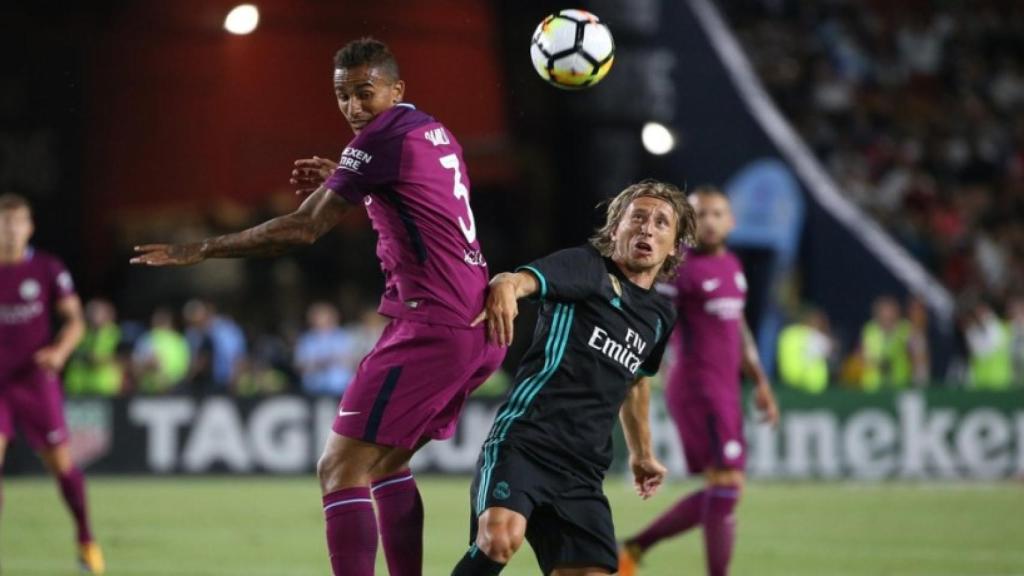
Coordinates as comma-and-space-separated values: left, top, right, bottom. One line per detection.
0, 245, 27, 264
612, 259, 657, 290
696, 242, 727, 255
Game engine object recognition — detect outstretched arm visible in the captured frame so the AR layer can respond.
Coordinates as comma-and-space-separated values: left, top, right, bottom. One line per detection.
741, 318, 779, 426
131, 186, 350, 266
620, 376, 666, 499
471, 271, 539, 346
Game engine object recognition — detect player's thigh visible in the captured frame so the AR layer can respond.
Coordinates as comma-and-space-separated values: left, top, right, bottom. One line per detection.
527, 495, 618, 576
333, 319, 494, 449
371, 435, 430, 478
0, 434, 7, 466
676, 402, 745, 474
9, 374, 69, 454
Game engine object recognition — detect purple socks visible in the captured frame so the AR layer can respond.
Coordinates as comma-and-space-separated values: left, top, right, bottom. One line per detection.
629, 488, 706, 551
323, 486, 378, 575
372, 469, 424, 576
703, 487, 739, 576
627, 486, 740, 576
57, 468, 92, 543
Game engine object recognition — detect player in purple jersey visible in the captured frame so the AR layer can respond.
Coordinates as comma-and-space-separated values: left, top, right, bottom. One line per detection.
619, 187, 779, 576
0, 194, 105, 574
131, 38, 504, 576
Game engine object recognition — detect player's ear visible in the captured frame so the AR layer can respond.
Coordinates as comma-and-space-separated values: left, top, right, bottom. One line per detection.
391, 79, 406, 103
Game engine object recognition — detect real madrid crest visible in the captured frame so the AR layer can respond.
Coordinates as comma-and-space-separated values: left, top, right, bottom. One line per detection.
608, 274, 622, 297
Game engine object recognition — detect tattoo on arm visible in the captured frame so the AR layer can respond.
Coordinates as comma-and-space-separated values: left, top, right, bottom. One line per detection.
201, 187, 347, 259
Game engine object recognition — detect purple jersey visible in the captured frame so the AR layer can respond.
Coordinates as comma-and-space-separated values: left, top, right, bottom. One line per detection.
666, 249, 746, 404
325, 103, 489, 328
0, 248, 76, 383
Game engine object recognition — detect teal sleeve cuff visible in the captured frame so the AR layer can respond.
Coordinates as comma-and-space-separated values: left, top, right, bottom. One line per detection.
516, 265, 547, 300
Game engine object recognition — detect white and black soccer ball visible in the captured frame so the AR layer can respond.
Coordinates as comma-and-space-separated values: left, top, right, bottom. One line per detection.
530, 9, 615, 90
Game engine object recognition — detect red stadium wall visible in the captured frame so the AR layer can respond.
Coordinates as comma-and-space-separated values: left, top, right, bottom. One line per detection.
81, 0, 507, 276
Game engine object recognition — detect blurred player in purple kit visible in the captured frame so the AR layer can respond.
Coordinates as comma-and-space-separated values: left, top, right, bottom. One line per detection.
131, 38, 504, 576
0, 194, 105, 574
619, 186, 779, 576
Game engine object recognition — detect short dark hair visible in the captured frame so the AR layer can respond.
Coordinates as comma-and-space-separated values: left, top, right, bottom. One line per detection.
590, 180, 697, 281
689, 185, 729, 203
0, 193, 31, 212
334, 37, 400, 82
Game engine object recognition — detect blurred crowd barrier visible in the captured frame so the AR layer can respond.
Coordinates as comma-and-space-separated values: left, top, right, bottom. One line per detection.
8, 390, 1023, 481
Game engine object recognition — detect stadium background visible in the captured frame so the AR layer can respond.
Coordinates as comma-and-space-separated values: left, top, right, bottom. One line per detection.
2, 0, 1023, 574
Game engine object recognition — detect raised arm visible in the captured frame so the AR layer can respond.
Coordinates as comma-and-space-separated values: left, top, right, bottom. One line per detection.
619, 376, 666, 499
131, 186, 350, 266
740, 318, 779, 426
471, 271, 540, 346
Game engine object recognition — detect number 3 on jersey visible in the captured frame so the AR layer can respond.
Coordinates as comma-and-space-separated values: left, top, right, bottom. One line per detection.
439, 153, 477, 244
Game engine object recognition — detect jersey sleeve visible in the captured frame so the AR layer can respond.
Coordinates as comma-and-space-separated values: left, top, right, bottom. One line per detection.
638, 310, 675, 377
48, 257, 76, 300
323, 126, 403, 204
516, 245, 603, 302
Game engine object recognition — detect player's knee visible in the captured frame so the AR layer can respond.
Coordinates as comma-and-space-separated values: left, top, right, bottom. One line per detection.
476, 519, 524, 563
316, 449, 364, 493
706, 468, 745, 491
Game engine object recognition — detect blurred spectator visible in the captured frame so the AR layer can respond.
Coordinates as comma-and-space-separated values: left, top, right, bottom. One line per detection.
131, 307, 190, 393
349, 306, 388, 361
294, 302, 357, 396
861, 296, 912, 391
183, 299, 246, 392
906, 296, 931, 386
777, 307, 832, 394
1009, 295, 1024, 387
234, 356, 289, 396
65, 298, 123, 396
963, 301, 1013, 390
730, 1, 1024, 371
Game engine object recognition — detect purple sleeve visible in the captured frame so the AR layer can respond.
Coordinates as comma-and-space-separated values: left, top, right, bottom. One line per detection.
49, 258, 76, 299
324, 127, 403, 204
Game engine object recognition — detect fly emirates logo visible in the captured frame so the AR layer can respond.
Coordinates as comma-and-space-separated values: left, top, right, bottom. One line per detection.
588, 326, 647, 375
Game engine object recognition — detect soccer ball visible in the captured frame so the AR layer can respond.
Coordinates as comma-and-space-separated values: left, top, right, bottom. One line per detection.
530, 9, 615, 90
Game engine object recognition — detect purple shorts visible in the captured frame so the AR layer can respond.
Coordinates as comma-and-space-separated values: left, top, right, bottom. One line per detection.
0, 370, 69, 450
333, 318, 505, 449
668, 396, 745, 473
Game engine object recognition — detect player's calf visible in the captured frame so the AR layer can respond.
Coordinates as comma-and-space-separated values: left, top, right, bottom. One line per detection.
451, 508, 526, 575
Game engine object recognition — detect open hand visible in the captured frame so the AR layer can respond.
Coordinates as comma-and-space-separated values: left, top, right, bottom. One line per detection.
130, 243, 205, 266
471, 278, 519, 347
290, 156, 338, 195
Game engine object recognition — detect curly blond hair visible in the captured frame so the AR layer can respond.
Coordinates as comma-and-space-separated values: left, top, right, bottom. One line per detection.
589, 180, 697, 280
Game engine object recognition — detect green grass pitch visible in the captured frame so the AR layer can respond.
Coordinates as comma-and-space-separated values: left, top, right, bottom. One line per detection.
3, 476, 1023, 575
